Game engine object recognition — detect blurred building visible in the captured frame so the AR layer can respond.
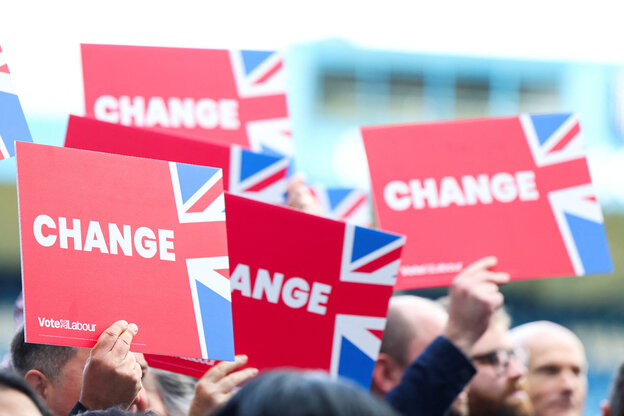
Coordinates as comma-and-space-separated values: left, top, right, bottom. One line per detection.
287, 39, 624, 210
286, 39, 624, 415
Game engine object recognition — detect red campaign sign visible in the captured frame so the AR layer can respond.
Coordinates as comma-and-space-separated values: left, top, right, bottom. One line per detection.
16, 142, 235, 360
363, 114, 613, 290
146, 193, 405, 389
64, 115, 289, 204
81, 44, 292, 157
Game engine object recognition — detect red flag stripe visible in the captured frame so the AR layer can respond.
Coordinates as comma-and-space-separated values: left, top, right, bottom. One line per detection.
549, 122, 580, 153
186, 182, 224, 213
338, 195, 367, 221
243, 168, 287, 192
353, 247, 403, 273
253, 60, 283, 85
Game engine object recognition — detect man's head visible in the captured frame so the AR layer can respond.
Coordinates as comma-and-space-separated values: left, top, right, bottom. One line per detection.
11, 327, 149, 416
371, 296, 448, 396
511, 321, 587, 416
0, 370, 49, 416
467, 308, 532, 416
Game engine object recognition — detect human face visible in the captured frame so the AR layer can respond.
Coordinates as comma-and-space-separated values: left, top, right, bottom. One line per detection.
0, 388, 44, 416
525, 333, 587, 416
468, 323, 532, 416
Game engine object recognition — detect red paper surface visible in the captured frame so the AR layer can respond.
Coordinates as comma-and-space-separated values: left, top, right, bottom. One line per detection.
362, 114, 612, 289
81, 44, 292, 156
147, 193, 405, 389
16, 142, 234, 360
65, 115, 289, 204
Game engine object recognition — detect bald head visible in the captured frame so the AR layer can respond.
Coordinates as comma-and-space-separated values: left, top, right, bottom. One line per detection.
383, 296, 448, 366
371, 296, 448, 396
511, 321, 587, 416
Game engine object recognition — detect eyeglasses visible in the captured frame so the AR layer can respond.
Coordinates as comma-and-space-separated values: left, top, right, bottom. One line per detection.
471, 347, 528, 375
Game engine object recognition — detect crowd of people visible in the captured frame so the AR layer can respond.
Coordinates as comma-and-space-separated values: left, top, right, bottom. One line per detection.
0, 177, 620, 416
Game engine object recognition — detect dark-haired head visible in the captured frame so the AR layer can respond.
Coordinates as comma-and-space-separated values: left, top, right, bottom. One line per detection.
214, 370, 399, 416
0, 370, 49, 415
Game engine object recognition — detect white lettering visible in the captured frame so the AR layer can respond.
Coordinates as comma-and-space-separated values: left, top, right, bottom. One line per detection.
409, 178, 439, 209
33, 216, 174, 261
109, 224, 132, 256
33, 214, 57, 247
384, 181, 411, 211
219, 100, 240, 129
93, 95, 119, 123
490, 172, 517, 203
307, 283, 332, 315
461, 174, 493, 205
251, 269, 284, 304
282, 277, 309, 309
230, 264, 252, 297
516, 171, 539, 201
384, 170, 539, 210
438, 176, 466, 207
92, 95, 241, 130
231, 264, 332, 315
134, 227, 157, 259
158, 229, 175, 261
83, 221, 109, 253
58, 217, 82, 250
168, 97, 196, 128
145, 96, 170, 127
119, 96, 145, 126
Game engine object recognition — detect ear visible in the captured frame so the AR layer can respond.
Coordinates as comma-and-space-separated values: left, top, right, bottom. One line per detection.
24, 369, 51, 400
601, 401, 611, 416
371, 353, 404, 396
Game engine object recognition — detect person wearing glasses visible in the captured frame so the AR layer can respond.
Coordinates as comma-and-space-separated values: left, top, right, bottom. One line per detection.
467, 308, 533, 416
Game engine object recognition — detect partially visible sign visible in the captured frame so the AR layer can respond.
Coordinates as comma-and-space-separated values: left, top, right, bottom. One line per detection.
17, 142, 234, 360
363, 113, 613, 289
147, 193, 405, 389
310, 185, 372, 227
65, 115, 288, 204
81, 44, 292, 157
0, 44, 32, 160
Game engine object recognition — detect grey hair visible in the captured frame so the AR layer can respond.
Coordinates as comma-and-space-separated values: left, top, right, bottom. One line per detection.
152, 368, 197, 416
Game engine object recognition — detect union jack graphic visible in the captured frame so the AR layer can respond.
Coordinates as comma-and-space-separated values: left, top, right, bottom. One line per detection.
331, 225, 404, 387
340, 224, 405, 286
246, 117, 294, 157
311, 185, 372, 226
521, 113, 612, 275
229, 145, 289, 204
0, 44, 32, 160
521, 113, 584, 167
330, 314, 387, 389
169, 160, 233, 360
186, 256, 234, 360
230, 50, 293, 157
230, 50, 285, 98
169, 162, 225, 223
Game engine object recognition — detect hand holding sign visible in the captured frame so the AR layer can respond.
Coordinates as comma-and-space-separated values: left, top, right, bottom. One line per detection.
189, 355, 258, 416
80, 320, 144, 411
443, 257, 509, 356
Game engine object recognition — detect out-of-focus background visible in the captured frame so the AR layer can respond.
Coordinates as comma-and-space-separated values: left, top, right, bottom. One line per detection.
1, 2, 623, 414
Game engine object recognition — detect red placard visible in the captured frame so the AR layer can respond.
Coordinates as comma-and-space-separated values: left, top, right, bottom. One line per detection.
147, 193, 405, 389
81, 44, 292, 157
64, 115, 289, 204
363, 114, 613, 290
16, 142, 234, 360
